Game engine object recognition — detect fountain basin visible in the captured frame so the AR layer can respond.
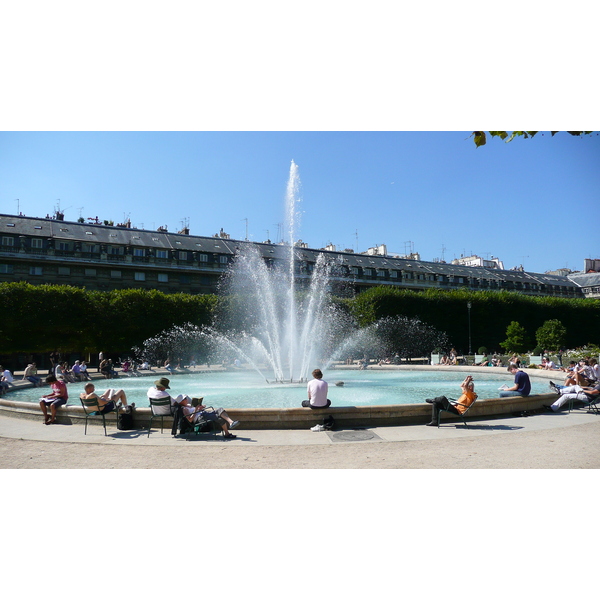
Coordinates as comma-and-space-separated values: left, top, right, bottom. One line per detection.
0, 366, 560, 430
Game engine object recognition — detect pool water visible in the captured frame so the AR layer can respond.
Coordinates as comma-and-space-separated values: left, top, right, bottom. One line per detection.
9, 370, 550, 409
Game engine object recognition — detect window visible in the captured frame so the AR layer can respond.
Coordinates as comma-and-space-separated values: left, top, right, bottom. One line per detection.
219, 255, 228, 264
390, 270, 399, 278
30, 266, 43, 275
2, 236, 14, 246
156, 249, 168, 259
178, 251, 189, 261
111, 270, 121, 278
134, 272, 146, 281
199, 253, 208, 262
31, 238, 43, 249
58, 266, 70, 275
82, 243, 99, 253
85, 268, 96, 277
351, 267, 360, 275
133, 248, 145, 257
158, 273, 168, 283
0, 264, 14, 274
57, 241, 71, 251
109, 246, 124, 255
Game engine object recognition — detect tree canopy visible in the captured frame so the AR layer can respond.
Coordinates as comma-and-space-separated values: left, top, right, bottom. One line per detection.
471, 131, 595, 148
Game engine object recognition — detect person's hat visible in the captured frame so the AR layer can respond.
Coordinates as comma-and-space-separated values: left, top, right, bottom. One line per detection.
155, 377, 170, 389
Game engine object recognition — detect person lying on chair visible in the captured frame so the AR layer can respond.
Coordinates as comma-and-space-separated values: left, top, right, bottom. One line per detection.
424, 375, 477, 426
80, 383, 131, 414
179, 396, 240, 439
545, 381, 600, 412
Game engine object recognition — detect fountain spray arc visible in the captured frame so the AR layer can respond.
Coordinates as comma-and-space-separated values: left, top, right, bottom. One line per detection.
219, 161, 341, 383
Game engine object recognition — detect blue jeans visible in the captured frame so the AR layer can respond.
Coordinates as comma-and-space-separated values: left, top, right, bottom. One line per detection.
499, 390, 527, 397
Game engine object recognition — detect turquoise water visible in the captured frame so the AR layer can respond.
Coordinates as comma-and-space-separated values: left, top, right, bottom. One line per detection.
8, 370, 550, 409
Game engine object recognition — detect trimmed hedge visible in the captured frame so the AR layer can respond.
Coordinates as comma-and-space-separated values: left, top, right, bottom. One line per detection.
0, 282, 218, 355
345, 287, 600, 353
1, 282, 598, 360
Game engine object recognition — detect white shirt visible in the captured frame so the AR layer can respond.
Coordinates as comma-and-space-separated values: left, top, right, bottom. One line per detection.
307, 378, 328, 407
2, 370, 13, 382
147, 387, 173, 415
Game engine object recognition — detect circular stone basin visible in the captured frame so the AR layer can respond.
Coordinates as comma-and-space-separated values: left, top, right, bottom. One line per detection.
8, 369, 551, 409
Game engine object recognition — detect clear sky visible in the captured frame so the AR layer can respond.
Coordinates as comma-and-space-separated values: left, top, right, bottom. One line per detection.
1, 130, 598, 274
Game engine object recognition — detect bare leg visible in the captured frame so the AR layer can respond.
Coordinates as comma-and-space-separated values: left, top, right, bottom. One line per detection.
100, 389, 128, 410
40, 400, 50, 423
49, 403, 58, 424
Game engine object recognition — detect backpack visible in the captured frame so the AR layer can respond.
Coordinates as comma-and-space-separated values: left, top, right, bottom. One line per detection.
117, 410, 135, 430
323, 415, 336, 431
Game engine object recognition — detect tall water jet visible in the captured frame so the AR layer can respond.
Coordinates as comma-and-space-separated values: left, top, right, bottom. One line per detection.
214, 160, 347, 383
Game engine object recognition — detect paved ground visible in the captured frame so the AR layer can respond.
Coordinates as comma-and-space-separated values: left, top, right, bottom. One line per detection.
1, 406, 599, 468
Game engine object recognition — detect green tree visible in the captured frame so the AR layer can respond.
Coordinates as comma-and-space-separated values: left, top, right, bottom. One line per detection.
499, 321, 529, 354
535, 319, 567, 352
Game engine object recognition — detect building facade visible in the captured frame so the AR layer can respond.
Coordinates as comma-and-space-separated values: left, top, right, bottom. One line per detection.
0, 214, 589, 299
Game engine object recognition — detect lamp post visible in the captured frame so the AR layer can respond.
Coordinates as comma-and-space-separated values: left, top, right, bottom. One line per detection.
467, 301, 472, 355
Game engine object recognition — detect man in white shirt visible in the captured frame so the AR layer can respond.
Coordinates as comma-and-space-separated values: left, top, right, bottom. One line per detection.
147, 377, 180, 415
302, 369, 331, 409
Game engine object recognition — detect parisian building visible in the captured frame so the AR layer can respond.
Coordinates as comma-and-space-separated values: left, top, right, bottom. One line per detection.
0, 213, 592, 298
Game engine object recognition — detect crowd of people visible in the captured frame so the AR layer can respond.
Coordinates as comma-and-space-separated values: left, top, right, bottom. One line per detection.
3, 347, 599, 432
544, 357, 600, 412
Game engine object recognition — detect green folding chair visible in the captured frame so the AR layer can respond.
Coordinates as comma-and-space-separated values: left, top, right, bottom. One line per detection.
148, 397, 173, 436
438, 397, 477, 428
80, 397, 109, 436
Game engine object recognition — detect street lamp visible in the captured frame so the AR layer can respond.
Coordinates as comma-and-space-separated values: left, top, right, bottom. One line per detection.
467, 302, 472, 355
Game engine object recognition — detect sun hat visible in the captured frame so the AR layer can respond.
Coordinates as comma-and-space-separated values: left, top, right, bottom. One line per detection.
154, 377, 171, 389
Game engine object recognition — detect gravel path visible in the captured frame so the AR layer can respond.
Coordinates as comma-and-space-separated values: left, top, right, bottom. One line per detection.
2, 419, 599, 468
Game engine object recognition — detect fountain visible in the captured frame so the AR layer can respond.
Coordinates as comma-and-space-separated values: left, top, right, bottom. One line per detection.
0, 162, 557, 427
203, 160, 352, 383
135, 161, 449, 388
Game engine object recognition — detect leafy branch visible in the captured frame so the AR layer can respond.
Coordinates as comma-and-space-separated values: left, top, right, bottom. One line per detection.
471, 131, 595, 147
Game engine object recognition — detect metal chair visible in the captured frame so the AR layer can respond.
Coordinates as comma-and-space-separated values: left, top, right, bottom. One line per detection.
147, 396, 174, 436
568, 390, 600, 414
438, 397, 477, 428
80, 397, 110, 436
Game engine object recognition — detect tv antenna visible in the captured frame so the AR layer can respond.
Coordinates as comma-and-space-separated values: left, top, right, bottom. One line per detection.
241, 218, 248, 240
77, 207, 84, 219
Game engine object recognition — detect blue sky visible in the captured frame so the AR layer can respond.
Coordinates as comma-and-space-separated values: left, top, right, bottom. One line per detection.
1, 131, 598, 274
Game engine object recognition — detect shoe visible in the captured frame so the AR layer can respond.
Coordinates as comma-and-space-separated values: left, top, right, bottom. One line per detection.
543, 404, 555, 412
425, 422, 437, 427
311, 424, 325, 432
549, 382, 560, 395
425, 398, 434, 404
229, 420, 240, 430
130, 402, 135, 410
223, 432, 237, 439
